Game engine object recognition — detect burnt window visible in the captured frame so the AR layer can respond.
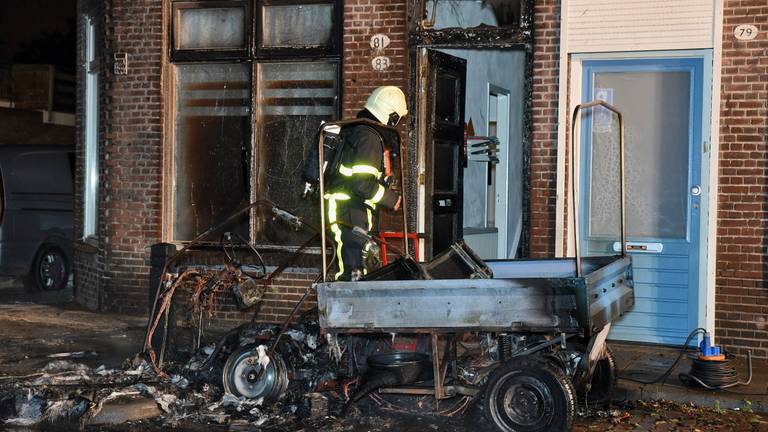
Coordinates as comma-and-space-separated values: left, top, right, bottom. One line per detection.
169, 0, 341, 243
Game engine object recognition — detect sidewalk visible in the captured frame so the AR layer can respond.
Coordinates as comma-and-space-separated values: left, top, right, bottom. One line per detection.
612, 341, 768, 412
0, 280, 146, 377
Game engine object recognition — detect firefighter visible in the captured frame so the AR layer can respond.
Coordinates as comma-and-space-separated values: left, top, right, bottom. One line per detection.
326, 86, 407, 280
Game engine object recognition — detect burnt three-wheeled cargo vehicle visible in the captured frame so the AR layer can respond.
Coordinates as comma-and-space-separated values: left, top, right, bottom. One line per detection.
146, 102, 634, 432
309, 101, 633, 431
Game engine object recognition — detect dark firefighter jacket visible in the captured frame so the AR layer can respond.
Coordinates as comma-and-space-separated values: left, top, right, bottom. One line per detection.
329, 112, 399, 211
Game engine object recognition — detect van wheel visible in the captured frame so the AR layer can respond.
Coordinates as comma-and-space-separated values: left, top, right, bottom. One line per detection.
30, 245, 69, 291
483, 358, 575, 432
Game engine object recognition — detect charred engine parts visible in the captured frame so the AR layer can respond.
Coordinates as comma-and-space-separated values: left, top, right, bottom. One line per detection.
497, 334, 514, 362
424, 241, 493, 279
223, 345, 290, 401
232, 278, 268, 309
363, 240, 491, 281
363, 255, 428, 281
349, 352, 432, 404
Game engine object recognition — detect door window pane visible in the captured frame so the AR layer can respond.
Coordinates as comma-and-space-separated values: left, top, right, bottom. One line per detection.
434, 141, 457, 192
261, 4, 334, 47
176, 7, 246, 50
588, 71, 690, 239
435, 74, 459, 125
174, 64, 250, 241
256, 62, 338, 244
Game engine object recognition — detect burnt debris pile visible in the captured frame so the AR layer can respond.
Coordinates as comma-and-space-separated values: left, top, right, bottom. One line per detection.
0, 317, 500, 430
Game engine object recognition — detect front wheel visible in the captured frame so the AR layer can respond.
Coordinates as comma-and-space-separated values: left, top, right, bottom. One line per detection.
30, 245, 70, 291
483, 358, 575, 432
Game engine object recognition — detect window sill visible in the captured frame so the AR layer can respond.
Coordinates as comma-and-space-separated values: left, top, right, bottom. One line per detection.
75, 236, 99, 253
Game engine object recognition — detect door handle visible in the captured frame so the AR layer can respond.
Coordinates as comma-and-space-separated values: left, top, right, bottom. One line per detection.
613, 242, 663, 253
691, 185, 701, 196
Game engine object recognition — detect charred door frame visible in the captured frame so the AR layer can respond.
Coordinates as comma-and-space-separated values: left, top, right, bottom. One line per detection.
407, 0, 534, 258
421, 50, 467, 258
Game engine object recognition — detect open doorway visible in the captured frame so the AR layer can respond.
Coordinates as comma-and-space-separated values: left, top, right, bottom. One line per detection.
418, 48, 524, 260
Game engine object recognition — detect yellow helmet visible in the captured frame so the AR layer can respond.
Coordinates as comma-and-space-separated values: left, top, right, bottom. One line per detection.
364, 86, 408, 126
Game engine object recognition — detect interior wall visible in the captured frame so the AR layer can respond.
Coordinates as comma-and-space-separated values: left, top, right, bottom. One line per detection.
425, 0, 522, 29
426, 0, 499, 29
438, 48, 525, 257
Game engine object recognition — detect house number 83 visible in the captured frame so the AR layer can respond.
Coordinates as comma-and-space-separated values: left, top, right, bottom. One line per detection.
372, 56, 391, 71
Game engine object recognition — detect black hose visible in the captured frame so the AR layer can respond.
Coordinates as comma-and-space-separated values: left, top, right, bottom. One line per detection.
342, 370, 400, 416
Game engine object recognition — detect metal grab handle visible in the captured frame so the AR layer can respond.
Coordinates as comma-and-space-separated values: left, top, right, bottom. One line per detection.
571, 100, 627, 277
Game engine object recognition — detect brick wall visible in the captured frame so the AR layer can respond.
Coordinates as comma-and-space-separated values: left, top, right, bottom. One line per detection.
342, 0, 409, 234
100, 0, 164, 314
74, 0, 164, 315
714, 1, 768, 357
74, 0, 108, 311
528, 0, 561, 258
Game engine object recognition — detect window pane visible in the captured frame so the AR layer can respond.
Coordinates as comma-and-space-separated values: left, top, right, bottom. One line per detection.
256, 62, 338, 245
433, 141, 457, 192
435, 74, 459, 125
84, 18, 98, 238
177, 7, 246, 50
589, 71, 690, 239
174, 64, 250, 241
261, 4, 333, 47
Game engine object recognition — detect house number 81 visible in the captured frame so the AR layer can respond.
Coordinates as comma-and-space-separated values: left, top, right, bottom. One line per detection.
370, 34, 391, 50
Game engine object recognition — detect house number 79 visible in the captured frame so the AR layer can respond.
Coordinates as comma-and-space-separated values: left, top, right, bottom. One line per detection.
734, 24, 758, 41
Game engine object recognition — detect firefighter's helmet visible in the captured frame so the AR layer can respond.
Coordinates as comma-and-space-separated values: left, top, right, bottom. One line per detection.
364, 86, 408, 126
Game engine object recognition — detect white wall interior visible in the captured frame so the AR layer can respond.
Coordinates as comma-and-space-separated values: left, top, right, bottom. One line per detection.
426, 0, 520, 29
438, 48, 525, 259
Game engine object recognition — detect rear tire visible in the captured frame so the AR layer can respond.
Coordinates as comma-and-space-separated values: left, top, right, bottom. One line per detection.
577, 346, 617, 405
483, 358, 575, 432
30, 245, 70, 291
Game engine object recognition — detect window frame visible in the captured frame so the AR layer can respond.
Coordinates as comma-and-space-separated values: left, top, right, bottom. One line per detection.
255, 0, 342, 59
170, 0, 253, 62
83, 15, 99, 240
166, 0, 343, 244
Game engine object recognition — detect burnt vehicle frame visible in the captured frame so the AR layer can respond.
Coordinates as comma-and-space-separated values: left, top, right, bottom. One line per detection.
312, 100, 633, 431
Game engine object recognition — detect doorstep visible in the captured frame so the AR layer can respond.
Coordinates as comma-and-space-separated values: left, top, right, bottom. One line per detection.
610, 341, 768, 413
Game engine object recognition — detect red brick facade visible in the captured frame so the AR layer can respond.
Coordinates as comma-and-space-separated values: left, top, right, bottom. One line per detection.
714, 1, 768, 357
342, 0, 408, 119
74, 0, 410, 319
75, 0, 164, 314
528, 0, 560, 258
75, 1, 768, 360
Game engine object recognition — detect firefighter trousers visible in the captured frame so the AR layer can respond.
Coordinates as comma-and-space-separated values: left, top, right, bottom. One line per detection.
325, 193, 374, 281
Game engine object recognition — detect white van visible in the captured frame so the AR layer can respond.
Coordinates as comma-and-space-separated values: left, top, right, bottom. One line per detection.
0, 146, 74, 290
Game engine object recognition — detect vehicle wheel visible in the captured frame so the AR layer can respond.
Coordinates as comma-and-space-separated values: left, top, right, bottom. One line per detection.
31, 245, 70, 291
483, 358, 575, 432
222, 345, 289, 401
577, 346, 617, 405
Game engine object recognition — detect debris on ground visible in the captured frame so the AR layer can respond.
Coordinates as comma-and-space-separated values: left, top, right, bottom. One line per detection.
574, 399, 768, 431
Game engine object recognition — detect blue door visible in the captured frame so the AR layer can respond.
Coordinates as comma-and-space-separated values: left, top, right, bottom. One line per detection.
580, 57, 706, 345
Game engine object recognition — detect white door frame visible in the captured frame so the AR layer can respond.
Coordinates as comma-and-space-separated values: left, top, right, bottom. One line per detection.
555, 48, 720, 336
488, 84, 511, 258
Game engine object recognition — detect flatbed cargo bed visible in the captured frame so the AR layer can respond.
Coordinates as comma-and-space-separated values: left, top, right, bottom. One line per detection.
316, 254, 633, 337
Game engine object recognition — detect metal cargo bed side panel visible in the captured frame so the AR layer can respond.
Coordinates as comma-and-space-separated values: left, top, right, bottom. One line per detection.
316, 279, 580, 332
582, 256, 635, 334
